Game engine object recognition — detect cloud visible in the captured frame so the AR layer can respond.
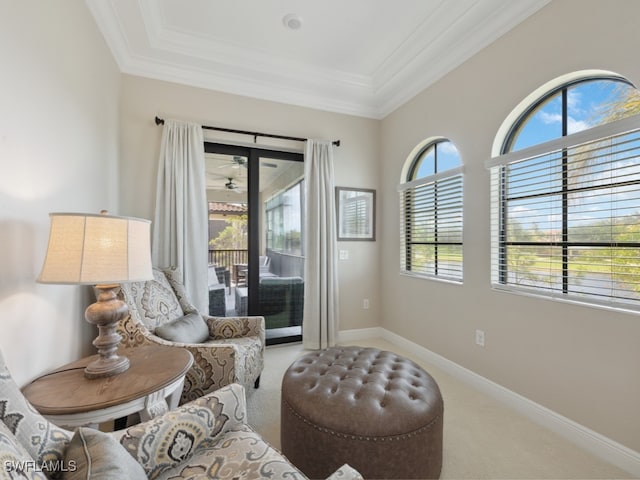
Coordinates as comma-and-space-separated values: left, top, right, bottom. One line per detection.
439, 141, 459, 155
567, 89, 582, 111
537, 110, 591, 134
538, 111, 562, 125
567, 117, 591, 134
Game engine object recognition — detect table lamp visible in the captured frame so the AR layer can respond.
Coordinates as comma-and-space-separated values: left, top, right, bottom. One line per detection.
37, 211, 153, 379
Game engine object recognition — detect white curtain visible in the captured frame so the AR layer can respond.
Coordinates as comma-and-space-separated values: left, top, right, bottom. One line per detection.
152, 119, 209, 313
303, 139, 339, 349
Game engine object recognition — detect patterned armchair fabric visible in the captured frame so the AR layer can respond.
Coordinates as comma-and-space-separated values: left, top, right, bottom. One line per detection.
0, 350, 362, 480
118, 267, 265, 404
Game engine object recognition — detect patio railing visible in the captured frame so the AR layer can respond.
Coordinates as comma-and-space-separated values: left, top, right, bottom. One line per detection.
209, 248, 247, 273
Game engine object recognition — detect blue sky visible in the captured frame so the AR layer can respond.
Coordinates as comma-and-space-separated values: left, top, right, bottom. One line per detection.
511, 79, 634, 151
507, 79, 640, 234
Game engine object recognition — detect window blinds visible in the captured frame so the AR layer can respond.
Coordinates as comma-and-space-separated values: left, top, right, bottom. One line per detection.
486, 114, 640, 310
399, 166, 464, 282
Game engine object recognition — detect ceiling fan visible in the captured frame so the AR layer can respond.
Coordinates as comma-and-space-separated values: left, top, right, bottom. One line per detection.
224, 177, 243, 193
218, 156, 247, 169
217, 155, 278, 169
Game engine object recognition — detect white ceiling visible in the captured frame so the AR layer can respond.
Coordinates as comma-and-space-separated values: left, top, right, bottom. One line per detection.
87, 0, 551, 119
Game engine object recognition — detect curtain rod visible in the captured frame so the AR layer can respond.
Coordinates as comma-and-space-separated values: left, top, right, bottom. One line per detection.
154, 116, 340, 147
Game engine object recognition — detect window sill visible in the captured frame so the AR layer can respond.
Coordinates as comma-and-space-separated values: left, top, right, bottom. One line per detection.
400, 271, 463, 286
490, 284, 640, 316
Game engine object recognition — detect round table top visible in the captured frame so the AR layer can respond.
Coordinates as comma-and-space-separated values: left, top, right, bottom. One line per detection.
22, 346, 193, 415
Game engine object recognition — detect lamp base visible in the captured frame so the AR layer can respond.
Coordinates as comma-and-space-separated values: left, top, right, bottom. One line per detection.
84, 355, 130, 379
84, 284, 130, 379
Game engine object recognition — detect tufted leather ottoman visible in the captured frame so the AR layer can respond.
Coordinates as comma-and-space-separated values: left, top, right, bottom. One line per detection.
281, 346, 443, 479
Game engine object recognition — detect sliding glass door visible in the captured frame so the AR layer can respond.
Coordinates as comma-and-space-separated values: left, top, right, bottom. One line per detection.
204, 143, 304, 345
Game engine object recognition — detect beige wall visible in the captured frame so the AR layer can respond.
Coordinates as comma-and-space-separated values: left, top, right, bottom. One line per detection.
118, 76, 381, 331
1, 0, 637, 460
0, 1, 121, 385
380, 0, 640, 452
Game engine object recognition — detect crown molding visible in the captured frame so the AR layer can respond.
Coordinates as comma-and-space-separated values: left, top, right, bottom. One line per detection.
86, 0, 551, 120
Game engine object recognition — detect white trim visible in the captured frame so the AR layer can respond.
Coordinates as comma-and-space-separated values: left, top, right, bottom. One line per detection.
338, 327, 640, 477
490, 69, 628, 156
338, 327, 385, 344
85, 0, 551, 119
399, 271, 463, 285
490, 284, 640, 316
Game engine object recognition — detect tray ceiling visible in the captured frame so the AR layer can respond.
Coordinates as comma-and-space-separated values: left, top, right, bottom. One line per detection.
87, 0, 551, 119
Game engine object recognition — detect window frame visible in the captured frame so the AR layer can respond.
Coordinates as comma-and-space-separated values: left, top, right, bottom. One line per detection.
488, 74, 640, 312
399, 138, 464, 283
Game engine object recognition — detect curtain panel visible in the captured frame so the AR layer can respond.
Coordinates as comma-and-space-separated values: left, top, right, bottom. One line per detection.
152, 119, 209, 313
303, 139, 339, 349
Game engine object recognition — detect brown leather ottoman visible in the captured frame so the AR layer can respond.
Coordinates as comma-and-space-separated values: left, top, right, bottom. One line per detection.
281, 346, 443, 479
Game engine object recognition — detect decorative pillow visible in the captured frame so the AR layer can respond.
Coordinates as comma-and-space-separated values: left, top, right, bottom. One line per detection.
120, 268, 184, 331
162, 267, 199, 313
0, 420, 48, 480
0, 351, 71, 477
327, 464, 364, 479
155, 312, 209, 343
61, 427, 146, 480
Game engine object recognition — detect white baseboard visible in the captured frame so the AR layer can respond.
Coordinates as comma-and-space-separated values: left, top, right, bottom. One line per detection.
338, 327, 384, 344
339, 327, 640, 477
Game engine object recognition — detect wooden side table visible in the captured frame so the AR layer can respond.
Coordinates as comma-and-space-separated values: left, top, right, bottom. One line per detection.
22, 346, 193, 429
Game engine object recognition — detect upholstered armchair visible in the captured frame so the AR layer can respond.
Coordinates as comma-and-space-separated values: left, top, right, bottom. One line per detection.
0, 351, 361, 480
118, 267, 264, 404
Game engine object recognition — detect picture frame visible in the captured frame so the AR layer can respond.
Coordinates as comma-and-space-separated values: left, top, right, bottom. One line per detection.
335, 187, 376, 241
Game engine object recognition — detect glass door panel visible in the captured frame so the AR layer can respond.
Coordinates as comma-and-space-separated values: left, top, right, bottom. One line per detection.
205, 152, 248, 317
256, 156, 305, 344
204, 143, 304, 345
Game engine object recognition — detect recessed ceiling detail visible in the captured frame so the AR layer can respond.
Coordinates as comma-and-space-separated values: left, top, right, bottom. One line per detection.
86, 0, 551, 119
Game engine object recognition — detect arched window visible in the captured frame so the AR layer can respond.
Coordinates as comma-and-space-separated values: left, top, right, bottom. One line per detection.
487, 72, 640, 310
399, 138, 463, 282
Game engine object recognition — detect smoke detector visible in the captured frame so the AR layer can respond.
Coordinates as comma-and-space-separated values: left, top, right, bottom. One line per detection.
283, 14, 303, 30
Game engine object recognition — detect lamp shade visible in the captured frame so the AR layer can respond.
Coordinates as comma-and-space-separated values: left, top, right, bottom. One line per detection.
38, 212, 153, 285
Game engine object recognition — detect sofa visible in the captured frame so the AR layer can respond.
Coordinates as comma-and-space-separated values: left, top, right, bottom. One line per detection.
0, 349, 361, 480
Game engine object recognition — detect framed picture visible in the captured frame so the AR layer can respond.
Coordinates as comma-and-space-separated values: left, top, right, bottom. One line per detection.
335, 187, 376, 241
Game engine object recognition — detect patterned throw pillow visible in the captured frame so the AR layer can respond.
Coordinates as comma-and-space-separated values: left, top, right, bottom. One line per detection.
0, 352, 71, 478
62, 428, 146, 480
0, 420, 48, 480
119, 393, 229, 478
120, 268, 185, 331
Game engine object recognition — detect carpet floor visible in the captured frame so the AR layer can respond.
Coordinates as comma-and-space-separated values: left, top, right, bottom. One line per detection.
245, 337, 631, 479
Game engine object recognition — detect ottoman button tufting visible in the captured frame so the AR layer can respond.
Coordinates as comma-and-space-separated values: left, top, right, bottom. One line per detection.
281, 346, 443, 479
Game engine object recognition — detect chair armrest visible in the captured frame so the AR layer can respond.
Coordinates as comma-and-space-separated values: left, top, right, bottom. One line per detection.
205, 315, 265, 342
326, 464, 364, 480
113, 384, 246, 477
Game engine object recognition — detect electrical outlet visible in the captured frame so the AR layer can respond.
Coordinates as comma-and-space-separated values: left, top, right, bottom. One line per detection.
475, 329, 485, 347
339, 249, 349, 260
363, 298, 370, 309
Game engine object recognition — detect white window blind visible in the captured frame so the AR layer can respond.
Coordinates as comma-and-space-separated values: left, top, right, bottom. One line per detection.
341, 194, 370, 237
487, 114, 640, 310
399, 166, 464, 282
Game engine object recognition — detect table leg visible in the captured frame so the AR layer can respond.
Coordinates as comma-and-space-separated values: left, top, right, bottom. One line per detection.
166, 377, 185, 410
141, 390, 169, 422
